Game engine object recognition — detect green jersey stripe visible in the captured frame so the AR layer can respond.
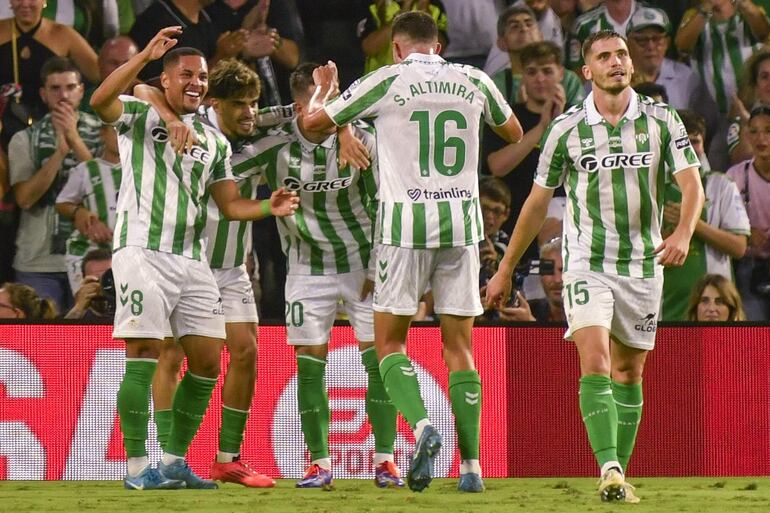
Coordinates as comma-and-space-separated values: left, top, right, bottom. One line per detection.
708, 22, 728, 112
130, 110, 148, 213
210, 218, 230, 268
391, 202, 403, 245
467, 76, 507, 125
147, 139, 168, 250
88, 161, 108, 220
171, 156, 188, 255
438, 201, 452, 246
461, 199, 473, 245
634, 116, 655, 278
412, 203, 427, 249
119, 210, 128, 247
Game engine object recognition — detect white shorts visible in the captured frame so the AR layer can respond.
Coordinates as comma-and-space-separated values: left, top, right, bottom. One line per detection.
562, 270, 663, 351
112, 246, 226, 340
285, 269, 373, 345
212, 265, 259, 324
373, 245, 483, 317
65, 254, 84, 295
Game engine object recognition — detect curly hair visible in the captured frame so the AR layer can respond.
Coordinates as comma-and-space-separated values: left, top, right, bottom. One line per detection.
207, 58, 261, 101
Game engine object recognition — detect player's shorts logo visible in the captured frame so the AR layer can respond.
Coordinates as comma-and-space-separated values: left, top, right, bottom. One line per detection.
271, 346, 456, 478
282, 176, 354, 193
634, 313, 657, 332
578, 152, 653, 172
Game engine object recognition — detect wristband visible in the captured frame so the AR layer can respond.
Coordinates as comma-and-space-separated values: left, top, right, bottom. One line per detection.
259, 199, 272, 217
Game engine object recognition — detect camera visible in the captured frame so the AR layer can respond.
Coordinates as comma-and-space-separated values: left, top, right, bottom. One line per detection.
90, 268, 116, 317
508, 258, 555, 307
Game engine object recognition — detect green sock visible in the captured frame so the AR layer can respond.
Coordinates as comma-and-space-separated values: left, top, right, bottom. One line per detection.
579, 374, 619, 470
379, 353, 428, 428
297, 355, 330, 461
219, 405, 249, 454
361, 347, 397, 454
154, 409, 172, 451
612, 380, 643, 473
117, 359, 156, 458
165, 372, 217, 457
449, 370, 482, 460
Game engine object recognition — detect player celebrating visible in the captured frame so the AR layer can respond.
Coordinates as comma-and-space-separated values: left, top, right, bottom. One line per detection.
90, 27, 298, 490
231, 62, 402, 490
305, 12, 523, 492
486, 30, 704, 503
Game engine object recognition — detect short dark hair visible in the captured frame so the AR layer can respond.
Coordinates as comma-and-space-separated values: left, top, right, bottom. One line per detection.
41, 56, 81, 84
496, 5, 536, 38
391, 11, 438, 43
677, 109, 706, 138
289, 62, 321, 101
208, 58, 261, 100
581, 30, 626, 61
635, 82, 668, 103
479, 177, 512, 209
81, 248, 112, 276
519, 41, 564, 68
162, 47, 206, 71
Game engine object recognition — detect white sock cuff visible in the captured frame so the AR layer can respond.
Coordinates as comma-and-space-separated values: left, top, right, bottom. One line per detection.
312, 457, 332, 470
600, 461, 623, 476
373, 452, 394, 465
460, 459, 482, 476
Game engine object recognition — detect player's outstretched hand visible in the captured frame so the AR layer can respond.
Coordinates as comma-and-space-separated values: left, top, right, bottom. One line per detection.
485, 269, 513, 309
141, 27, 182, 62
338, 128, 370, 169
166, 119, 195, 154
269, 187, 299, 217
654, 229, 690, 267
312, 61, 339, 98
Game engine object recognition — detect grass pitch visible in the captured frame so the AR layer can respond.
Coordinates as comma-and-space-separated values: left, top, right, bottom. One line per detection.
2, 478, 770, 512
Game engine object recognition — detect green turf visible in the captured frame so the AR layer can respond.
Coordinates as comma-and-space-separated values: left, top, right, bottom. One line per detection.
2, 478, 770, 512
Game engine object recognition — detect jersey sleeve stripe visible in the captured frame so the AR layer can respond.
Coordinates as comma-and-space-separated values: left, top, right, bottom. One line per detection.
467, 76, 509, 126
326, 75, 398, 126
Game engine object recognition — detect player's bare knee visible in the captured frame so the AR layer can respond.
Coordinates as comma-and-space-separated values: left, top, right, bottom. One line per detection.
612, 363, 644, 384
295, 344, 328, 360
229, 339, 257, 368
125, 338, 161, 359
441, 344, 475, 372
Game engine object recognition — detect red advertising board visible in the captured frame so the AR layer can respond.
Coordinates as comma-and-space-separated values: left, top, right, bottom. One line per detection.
0, 324, 768, 480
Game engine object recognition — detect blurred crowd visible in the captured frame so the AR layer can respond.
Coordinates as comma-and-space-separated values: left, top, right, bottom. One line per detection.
0, 0, 768, 322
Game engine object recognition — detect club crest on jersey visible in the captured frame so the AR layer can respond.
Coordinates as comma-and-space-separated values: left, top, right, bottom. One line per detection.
282, 175, 353, 192
577, 152, 653, 172
151, 126, 211, 164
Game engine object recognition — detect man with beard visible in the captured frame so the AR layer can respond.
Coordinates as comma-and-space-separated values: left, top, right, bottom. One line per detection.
9, 56, 102, 312
90, 27, 298, 490
486, 30, 704, 503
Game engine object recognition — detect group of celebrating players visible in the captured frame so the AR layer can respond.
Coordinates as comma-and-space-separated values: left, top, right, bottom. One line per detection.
91, 9, 704, 503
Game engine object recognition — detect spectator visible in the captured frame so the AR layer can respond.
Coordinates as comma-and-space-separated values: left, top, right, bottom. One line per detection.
495, 235, 566, 323
566, 0, 641, 71
64, 248, 113, 320
675, 0, 769, 170
440, 0, 499, 68
686, 273, 746, 321
81, 36, 140, 115
55, 123, 120, 294
8, 56, 102, 312
478, 176, 512, 288
661, 109, 750, 320
728, 49, 770, 164
727, 105, 770, 320
0, 281, 58, 319
358, 0, 448, 74
483, 41, 567, 237
487, 6, 585, 108
128, 0, 246, 81
514, 0, 564, 48
208, 0, 303, 105
626, 6, 717, 129
0, 0, 99, 148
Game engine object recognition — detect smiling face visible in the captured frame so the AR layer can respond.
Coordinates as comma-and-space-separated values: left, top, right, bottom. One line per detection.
582, 36, 634, 95
161, 55, 209, 115
212, 95, 259, 139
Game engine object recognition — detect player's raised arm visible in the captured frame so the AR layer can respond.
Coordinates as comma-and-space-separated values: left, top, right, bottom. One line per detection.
303, 61, 340, 132
91, 27, 182, 123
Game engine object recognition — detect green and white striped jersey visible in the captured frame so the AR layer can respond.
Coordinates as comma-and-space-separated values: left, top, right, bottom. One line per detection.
199, 107, 266, 269
112, 96, 233, 260
680, 7, 767, 113
239, 119, 378, 276
324, 53, 512, 249
536, 91, 700, 278
56, 158, 121, 258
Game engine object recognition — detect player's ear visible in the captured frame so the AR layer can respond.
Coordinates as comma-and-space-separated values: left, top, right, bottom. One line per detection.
392, 40, 402, 62
581, 64, 591, 81
160, 71, 170, 90
433, 41, 441, 55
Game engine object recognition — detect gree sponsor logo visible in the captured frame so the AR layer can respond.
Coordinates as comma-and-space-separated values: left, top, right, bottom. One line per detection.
577, 152, 653, 172
282, 175, 353, 193
151, 126, 211, 164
